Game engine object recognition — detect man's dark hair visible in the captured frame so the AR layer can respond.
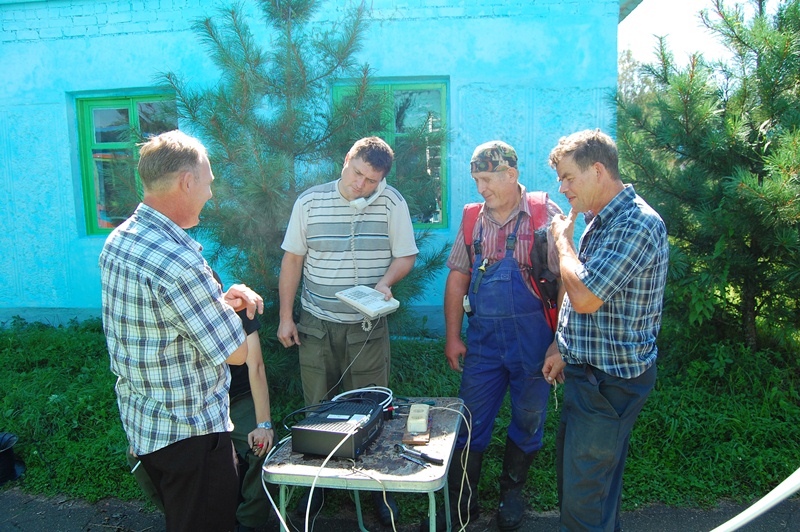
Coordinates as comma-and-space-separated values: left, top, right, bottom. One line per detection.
548, 128, 620, 180
347, 136, 394, 178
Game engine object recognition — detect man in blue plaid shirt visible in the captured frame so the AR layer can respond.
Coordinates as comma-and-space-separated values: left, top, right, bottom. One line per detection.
99, 130, 263, 532
543, 129, 669, 532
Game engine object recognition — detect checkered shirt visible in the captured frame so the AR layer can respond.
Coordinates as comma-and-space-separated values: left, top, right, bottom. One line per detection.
99, 204, 245, 455
557, 185, 669, 378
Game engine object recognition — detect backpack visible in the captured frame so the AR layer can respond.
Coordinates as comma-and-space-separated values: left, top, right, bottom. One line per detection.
462, 191, 559, 331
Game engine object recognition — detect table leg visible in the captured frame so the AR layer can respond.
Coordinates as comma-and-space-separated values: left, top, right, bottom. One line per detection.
428, 490, 438, 531
443, 477, 452, 531
354, 491, 369, 532
279, 484, 289, 532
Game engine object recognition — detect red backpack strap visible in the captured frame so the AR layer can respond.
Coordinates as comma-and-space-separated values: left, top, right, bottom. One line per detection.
462, 203, 483, 271
525, 191, 549, 229
524, 191, 559, 332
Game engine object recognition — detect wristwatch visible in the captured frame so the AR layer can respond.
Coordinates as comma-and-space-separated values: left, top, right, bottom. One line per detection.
256, 420, 273, 430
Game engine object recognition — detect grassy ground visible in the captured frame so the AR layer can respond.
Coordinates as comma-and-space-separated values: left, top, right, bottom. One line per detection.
1, 317, 798, 525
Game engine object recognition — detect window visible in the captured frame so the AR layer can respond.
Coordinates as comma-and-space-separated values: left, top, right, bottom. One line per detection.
333, 80, 448, 228
76, 95, 177, 235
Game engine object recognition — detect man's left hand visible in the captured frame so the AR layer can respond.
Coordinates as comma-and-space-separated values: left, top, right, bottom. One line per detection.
542, 341, 566, 384
374, 281, 393, 301
248, 427, 274, 457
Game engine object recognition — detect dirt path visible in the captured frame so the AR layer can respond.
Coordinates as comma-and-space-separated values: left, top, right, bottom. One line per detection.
1, 485, 799, 531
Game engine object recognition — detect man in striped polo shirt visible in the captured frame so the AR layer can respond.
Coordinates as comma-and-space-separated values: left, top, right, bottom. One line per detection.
277, 136, 418, 525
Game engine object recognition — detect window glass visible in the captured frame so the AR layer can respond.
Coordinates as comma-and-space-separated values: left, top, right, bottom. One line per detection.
394, 89, 441, 134
77, 95, 177, 235
333, 80, 448, 228
93, 108, 130, 143
92, 149, 137, 228
138, 100, 178, 138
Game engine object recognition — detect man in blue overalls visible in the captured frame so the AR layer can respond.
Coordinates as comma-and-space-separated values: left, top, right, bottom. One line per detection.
423, 141, 563, 531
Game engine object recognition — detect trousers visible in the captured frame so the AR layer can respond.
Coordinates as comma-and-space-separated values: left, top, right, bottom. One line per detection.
457, 238, 553, 453
557, 362, 656, 531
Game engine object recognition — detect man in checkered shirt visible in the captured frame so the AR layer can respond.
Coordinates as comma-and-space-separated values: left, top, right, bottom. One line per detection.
99, 130, 263, 532
544, 129, 669, 532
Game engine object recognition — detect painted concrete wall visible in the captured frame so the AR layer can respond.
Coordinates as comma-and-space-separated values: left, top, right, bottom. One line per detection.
0, 0, 619, 328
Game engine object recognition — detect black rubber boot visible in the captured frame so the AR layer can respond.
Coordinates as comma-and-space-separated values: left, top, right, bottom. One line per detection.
496, 438, 538, 531
372, 491, 399, 527
295, 487, 325, 518
419, 449, 483, 532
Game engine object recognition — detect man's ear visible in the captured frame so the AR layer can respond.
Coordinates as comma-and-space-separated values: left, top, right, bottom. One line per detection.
177, 170, 194, 193
593, 162, 606, 180
507, 167, 520, 181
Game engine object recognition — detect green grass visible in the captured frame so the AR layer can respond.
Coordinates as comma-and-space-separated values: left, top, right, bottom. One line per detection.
2, 318, 799, 526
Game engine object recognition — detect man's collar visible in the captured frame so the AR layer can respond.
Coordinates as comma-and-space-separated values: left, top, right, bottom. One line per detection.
135, 204, 202, 251
591, 184, 636, 227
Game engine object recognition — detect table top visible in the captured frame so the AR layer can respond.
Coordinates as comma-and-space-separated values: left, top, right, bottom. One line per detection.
262, 397, 463, 493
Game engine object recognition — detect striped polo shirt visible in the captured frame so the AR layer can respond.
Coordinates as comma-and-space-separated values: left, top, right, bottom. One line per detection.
282, 180, 418, 323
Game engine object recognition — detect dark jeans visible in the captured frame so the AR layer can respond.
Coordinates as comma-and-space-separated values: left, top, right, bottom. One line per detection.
140, 432, 239, 532
557, 363, 656, 532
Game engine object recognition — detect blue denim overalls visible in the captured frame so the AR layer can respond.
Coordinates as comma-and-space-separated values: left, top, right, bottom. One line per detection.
456, 214, 554, 453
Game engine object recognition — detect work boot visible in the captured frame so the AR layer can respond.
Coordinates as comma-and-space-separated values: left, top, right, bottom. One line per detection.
372, 491, 399, 527
419, 449, 483, 532
496, 437, 538, 531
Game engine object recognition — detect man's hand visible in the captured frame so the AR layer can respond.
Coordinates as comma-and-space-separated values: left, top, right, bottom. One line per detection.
224, 284, 264, 319
445, 338, 467, 372
550, 209, 579, 244
542, 341, 566, 384
247, 426, 274, 458
277, 318, 301, 348
374, 280, 393, 301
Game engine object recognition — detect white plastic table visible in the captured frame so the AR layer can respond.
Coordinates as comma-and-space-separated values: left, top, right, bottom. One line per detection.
262, 397, 464, 531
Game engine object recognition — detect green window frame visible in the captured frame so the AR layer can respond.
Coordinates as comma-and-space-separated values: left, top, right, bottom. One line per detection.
76, 94, 178, 235
333, 79, 448, 229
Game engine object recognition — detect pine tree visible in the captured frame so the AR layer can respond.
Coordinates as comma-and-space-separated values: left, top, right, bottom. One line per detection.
617, 49, 656, 102
616, 0, 800, 352
160, 0, 448, 345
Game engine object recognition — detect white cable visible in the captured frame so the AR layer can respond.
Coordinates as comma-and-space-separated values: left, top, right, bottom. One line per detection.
432, 404, 473, 532
347, 464, 397, 532
304, 419, 369, 532
349, 212, 375, 332
350, 213, 359, 286
261, 435, 293, 532
332, 386, 393, 410
710, 465, 800, 532
321, 323, 377, 401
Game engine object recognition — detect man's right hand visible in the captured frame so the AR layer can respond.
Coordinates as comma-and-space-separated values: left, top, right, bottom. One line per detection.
445, 338, 467, 372
277, 318, 300, 348
542, 342, 566, 384
550, 208, 579, 245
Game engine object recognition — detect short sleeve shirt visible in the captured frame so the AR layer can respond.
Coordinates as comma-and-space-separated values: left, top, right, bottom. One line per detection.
281, 180, 418, 323
446, 185, 563, 298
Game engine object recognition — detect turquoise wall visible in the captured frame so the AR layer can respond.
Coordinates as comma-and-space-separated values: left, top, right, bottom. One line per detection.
0, 0, 619, 328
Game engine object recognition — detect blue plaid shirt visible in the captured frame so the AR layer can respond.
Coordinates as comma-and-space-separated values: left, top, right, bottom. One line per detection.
99, 204, 245, 455
557, 185, 668, 378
